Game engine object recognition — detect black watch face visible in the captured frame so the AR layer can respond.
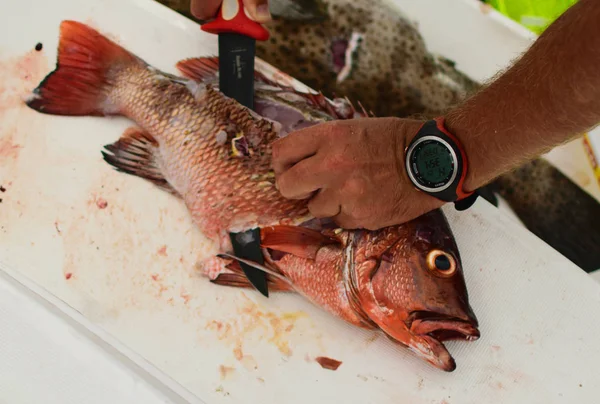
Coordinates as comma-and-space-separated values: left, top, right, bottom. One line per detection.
407, 137, 457, 191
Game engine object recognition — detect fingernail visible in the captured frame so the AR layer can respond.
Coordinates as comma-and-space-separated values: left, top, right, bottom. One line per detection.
255, 4, 271, 22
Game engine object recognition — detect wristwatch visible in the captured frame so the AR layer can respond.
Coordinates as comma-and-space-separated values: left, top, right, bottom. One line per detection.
404, 117, 479, 211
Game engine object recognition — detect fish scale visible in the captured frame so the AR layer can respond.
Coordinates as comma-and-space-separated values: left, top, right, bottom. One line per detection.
110, 65, 311, 243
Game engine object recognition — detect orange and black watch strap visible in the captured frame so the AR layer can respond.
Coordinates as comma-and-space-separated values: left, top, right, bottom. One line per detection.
405, 117, 479, 211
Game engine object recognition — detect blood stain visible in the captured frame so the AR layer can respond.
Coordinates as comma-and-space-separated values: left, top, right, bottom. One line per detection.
315, 356, 342, 371
95, 197, 108, 209
157, 245, 167, 256
151, 274, 159, 281
65, 273, 72, 280
219, 365, 236, 380
180, 289, 191, 304
233, 341, 243, 360
0, 136, 22, 160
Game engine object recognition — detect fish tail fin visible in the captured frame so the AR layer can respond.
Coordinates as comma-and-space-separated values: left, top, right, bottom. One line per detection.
212, 258, 294, 292
26, 20, 140, 116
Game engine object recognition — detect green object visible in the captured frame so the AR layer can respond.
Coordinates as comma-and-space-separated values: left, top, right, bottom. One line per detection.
487, 0, 578, 34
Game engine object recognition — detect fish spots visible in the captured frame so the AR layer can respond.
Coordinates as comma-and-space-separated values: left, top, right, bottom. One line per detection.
157, 245, 168, 256
315, 356, 342, 370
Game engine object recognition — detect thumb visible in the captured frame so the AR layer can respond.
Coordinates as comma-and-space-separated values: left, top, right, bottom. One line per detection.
243, 0, 272, 23
190, 0, 222, 20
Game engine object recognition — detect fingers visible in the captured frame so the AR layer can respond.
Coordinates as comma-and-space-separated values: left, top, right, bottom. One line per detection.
244, 0, 272, 23
191, 0, 271, 23
271, 126, 325, 175
190, 0, 222, 20
276, 155, 334, 199
307, 188, 341, 218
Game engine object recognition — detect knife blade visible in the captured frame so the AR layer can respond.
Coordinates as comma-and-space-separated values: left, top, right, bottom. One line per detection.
201, 0, 271, 297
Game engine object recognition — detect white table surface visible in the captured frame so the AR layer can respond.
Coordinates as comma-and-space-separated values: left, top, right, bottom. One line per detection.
1, 0, 600, 403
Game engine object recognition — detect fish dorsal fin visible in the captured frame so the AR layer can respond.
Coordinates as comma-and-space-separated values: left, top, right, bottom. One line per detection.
261, 225, 339, 259
342, 234, 377, 328
176, 57, 220, 83
176, 57, 370, 121
176, 57, 279, 86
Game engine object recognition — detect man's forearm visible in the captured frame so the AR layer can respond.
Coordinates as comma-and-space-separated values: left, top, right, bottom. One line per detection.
444, 0, 600, 191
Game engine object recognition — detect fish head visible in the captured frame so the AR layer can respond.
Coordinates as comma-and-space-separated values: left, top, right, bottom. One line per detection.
354, 209, 479, 371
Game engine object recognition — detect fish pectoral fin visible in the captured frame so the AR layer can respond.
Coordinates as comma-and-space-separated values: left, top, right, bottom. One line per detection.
215, 252, 296, 291
261, 225, 339, 259
101, 127, 178, 196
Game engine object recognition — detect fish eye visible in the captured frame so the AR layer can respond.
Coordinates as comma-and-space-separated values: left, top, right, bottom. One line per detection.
426, 250, 456, 277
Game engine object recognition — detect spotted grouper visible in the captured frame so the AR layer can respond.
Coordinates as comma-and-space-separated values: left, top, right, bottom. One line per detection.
26, 20, 479, 371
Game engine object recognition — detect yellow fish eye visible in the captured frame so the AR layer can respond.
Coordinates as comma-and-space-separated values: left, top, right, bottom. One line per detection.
426, 250, 456, 277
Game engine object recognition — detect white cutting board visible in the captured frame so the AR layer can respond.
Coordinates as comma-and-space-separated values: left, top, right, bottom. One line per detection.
0, 261, 203, 404
1, 0, 600, 403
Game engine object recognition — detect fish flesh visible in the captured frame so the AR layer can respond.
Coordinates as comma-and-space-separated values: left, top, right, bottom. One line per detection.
26, 20, 479, 371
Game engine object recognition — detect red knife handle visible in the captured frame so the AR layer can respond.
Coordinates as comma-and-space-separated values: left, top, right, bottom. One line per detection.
201, 0, 270, 41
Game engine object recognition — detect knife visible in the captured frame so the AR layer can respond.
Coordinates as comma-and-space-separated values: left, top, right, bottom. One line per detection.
201, 0, 271, 297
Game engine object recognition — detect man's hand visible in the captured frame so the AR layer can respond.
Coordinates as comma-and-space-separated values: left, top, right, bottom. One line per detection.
271, 117, 445, 230
190, 0, 272, 23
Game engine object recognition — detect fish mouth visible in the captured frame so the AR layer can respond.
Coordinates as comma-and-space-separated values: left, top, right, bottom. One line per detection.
406, 311, 480, 372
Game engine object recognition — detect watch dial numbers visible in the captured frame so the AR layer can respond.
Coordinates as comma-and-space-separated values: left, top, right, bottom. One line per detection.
412, 140, 455, 188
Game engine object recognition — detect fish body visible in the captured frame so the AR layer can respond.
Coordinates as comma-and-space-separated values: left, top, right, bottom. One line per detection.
26, 20, 479, 371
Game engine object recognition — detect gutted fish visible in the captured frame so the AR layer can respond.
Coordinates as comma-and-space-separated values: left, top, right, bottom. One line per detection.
26, 20, 479, 371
